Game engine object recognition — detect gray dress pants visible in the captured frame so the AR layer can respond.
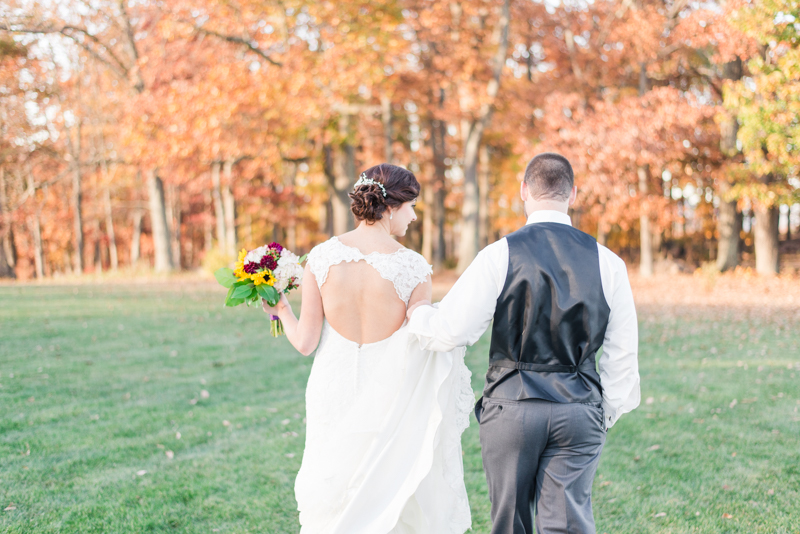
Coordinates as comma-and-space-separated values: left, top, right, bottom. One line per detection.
476, 397, 606, 534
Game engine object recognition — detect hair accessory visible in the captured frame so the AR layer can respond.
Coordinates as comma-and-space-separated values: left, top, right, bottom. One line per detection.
354, 172, 387, 197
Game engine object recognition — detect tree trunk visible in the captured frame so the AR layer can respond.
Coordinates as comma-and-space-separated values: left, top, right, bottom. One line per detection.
282, 159, 299, 251
29, 212, 44, 279
753, 202, 779, 276
167, 183, 181, 268
131, 210, 143, 265
146, 170, 174, 272
210, 161, 227, 253
637, 61, 654, 278
428, 114, 448, 271
422, 184, 434, 263
323, 116, 356, 236
382, 95, 393, 163
0, 168, 16, 278
92, 219, 103, 273
716, 57, 743, 271
103, 186, 118, 270
638, 165, 653, 277
222, 159, 237, 257
204, 188, 213, 253
478, 144, 490, 248
71, 123, 84, 275
716, 181, 741, 271
456, 0, 510, 273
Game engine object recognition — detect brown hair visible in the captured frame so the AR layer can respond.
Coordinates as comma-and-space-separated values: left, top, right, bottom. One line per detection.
349, 163, 420, 223
523, 153, 574, 201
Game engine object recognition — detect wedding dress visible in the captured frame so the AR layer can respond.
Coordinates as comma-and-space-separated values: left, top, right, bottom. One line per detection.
295, 236, 474, 534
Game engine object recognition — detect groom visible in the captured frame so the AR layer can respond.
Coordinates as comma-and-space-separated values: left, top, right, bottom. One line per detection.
407, 153, 640, 534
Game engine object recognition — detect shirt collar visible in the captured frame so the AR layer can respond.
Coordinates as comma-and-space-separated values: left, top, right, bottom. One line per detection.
525, 210, 572, 227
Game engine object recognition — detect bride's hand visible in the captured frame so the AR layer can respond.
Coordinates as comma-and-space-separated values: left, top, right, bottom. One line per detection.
406, 299, 432, 321
262, 293, 290, 316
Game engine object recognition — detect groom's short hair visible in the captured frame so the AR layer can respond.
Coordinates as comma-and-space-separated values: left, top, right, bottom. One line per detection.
524, 153, 574, 201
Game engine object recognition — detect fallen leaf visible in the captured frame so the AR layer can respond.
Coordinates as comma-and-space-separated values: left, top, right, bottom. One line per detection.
600, 481, 612, 487
729, 399, 738, 408
4, 504, 16, 511
223, 420, 230, 427
722, 484, 732, 490
165, 450, 174, 460
646, 396, 654, 405
189, 398, 198, 405
654, 512, 666, 518
285, 453, 295, 458
767, 489, 774, 495
267, 407, 278, 413
731, 452, 736, 457
646, 444, 660, 451
281, 419, 290, 425
136, 470, 147, 476
200, 390, 210, 399
722, 513, 733, 519
175, 432, 181, 440
633, 455, 641, 461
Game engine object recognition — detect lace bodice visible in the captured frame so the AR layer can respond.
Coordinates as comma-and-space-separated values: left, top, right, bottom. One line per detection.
306, 236, 432, 304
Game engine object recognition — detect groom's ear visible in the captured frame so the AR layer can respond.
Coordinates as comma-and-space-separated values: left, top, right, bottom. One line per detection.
568, 186, 578, 206
520, 180, 529, 201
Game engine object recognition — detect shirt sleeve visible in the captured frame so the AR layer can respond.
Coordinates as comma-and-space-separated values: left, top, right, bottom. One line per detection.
597, 248, 640, 430
407, 239, 508, 353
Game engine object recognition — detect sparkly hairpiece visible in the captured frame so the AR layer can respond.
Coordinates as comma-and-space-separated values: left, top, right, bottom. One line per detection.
353, 172, 387, 197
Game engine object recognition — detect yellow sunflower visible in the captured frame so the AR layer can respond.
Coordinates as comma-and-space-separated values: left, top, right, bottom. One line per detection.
233, 248, 248, 280
251, 270, 275, 286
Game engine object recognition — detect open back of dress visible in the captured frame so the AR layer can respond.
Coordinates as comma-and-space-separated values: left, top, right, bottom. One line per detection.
308, 236, 431, 344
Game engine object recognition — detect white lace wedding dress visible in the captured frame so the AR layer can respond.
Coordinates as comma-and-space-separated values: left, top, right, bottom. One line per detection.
295, 236, 474, 534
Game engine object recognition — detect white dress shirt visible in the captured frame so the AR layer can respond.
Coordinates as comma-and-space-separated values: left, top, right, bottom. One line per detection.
408, 210, 640, 429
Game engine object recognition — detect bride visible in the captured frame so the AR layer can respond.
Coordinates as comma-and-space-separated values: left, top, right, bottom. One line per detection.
262, 163, 474, 534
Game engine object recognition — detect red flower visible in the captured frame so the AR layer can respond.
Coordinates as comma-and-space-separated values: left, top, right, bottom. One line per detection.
268, 242, 284, 253
260, 254, 277, 271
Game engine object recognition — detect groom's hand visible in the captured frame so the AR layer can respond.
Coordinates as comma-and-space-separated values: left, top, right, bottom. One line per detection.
406, 299, 432, 321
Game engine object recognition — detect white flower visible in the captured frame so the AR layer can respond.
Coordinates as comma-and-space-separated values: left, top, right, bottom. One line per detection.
244, 245, 269, 265
273, 249, 303, 292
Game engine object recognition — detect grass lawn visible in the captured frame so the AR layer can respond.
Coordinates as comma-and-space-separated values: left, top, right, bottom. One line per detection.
1, 282, 798, 533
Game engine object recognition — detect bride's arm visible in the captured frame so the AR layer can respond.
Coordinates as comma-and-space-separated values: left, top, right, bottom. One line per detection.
262, 264, 324, 356
407, 274, 432, 313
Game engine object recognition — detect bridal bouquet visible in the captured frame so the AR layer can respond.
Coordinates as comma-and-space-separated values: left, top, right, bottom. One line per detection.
214, 242, 305, 337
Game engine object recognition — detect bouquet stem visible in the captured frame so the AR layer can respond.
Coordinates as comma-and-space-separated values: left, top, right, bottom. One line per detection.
269, 315, 284, 337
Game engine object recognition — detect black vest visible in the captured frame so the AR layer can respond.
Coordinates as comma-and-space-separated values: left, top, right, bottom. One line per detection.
485, 222, 611, 403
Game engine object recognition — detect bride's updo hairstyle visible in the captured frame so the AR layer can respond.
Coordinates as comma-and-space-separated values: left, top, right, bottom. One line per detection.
349, 163, 420, 223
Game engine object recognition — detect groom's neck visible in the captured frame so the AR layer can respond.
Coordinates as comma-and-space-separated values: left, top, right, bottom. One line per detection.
524, 201, 570, 218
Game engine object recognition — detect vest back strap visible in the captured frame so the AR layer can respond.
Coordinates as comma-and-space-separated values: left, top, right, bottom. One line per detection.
489, 358, 596, 374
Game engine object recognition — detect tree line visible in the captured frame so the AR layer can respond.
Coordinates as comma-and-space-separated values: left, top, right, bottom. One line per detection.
0, 0, 797, 280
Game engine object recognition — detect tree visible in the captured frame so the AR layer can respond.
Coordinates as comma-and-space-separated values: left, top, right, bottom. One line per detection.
725, 0, 800, 275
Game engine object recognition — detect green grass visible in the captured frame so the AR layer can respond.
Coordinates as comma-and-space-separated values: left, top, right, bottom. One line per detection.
1, 284, 798, 533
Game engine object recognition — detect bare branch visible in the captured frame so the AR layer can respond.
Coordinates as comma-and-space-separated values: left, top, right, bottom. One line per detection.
0, 23, 132, 78
191, 26, 283, 66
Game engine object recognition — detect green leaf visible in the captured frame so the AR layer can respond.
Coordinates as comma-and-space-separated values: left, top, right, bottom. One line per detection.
232, 284, 255, 300
298, 254, 308, 263
214, 267, 236, 288
224, 286, 244, 307
225, 297, 245, 307
232, 279, 251, 288
256, 284, 279, 306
